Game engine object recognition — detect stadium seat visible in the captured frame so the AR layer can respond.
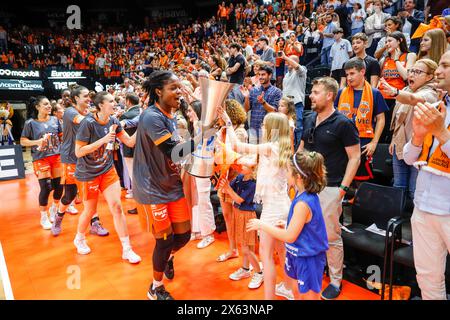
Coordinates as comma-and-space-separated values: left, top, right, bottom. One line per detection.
385, 214, 450, 300
342, 182, 406, 299
371, 143, 393, 186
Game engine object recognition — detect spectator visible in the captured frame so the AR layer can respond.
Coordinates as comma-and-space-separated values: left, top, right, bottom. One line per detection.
336, 57, 388, 182
281, 52, 307, 149
403, 50, 450, 300
300, 77, 361, 300
320, 14, 338, 68
303, 20, 322, 66
281, 20, 296, 39
374, 16, 409, 60
379, 58, 439, 200
226, 43, 247, 85
330, 28, 353, 88
399, 0, 425, 53
242, 65, 282, 143
351, 33, 381, 87
255, 37, 276, 83
350, 3, 367, 35
119, 93, 141, 213
379, 31, 417, 141
364, 0, 391, 57
417, 28, 447, 65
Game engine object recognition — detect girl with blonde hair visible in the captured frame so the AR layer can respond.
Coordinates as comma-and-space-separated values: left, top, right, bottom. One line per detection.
219, 109, 294, 300
417, 29, 447, 65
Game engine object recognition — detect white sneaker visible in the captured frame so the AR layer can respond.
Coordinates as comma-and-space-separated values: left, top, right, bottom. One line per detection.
190, 232, 201, 241
67, 204, 78, 215
197, 235, 215, 249
74, 238, 91, 255
248, 272, 264, 289
229, 268, 251, 281
49, 204, 57, 223
40, 214, 52, 230
275, 282, 294, 300
122, 248, 141, 264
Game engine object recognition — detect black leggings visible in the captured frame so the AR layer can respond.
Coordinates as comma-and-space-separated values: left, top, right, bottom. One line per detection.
152, 231, 190, 272
38, 177, 63, 206
61, 184, 78, 206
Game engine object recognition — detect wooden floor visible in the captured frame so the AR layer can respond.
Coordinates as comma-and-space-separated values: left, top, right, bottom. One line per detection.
0, 175, 379, 300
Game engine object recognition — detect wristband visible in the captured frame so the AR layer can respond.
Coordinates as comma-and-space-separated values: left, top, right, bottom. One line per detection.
339, 185, 350, 193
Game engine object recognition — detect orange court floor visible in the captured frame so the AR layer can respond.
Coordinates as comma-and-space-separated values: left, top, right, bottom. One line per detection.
0, 175, 379, 300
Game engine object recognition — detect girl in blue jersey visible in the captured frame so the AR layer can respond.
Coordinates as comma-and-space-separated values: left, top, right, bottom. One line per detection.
247, 150, 329, 300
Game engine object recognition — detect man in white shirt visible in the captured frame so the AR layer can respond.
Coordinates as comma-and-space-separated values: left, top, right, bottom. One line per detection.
403, 51, 450, 300
280, 20, 295, 39
281, 52, 307, 149
330, 28, 352, 88
399, 0, 425, 53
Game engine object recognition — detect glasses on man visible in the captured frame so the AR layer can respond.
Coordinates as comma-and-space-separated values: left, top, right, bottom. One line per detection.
407, 68, 430, 76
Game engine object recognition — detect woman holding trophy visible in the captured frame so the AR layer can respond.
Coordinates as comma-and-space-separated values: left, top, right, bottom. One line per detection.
134, 70, 234, 300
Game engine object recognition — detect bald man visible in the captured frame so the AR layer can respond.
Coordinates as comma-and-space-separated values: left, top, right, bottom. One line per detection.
281, 53, 308, 150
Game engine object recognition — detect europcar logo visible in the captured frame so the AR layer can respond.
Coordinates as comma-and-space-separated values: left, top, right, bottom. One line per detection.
0, 69, 40, 78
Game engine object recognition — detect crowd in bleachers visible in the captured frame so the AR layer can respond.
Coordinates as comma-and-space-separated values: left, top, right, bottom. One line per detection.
8, 0, 450, 300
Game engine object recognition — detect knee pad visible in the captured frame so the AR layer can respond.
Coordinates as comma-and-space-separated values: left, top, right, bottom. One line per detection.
153, 234, 174, 272
61, 184, 77, 205
38, 178, 52, 207
173, 232, 190, 252
51, 177, 63, 200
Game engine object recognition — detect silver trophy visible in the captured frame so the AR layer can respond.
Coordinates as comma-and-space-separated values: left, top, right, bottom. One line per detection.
185, 78, 234, 178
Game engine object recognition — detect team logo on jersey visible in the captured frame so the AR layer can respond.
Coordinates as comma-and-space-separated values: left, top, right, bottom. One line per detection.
359, 102, 370, 119
151, 205, 168, 221
88, 184, 99, 192
298, 280, 305, 286
339, 103, 352, 117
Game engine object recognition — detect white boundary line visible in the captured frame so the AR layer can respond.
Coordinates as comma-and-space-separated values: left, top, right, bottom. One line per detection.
0, 242, 14, 300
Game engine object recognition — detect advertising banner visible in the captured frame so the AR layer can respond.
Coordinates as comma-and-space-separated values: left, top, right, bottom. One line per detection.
0, 79, 44, 91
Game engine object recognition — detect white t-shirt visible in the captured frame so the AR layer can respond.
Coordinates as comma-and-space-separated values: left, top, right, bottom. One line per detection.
330, 39, 352, 71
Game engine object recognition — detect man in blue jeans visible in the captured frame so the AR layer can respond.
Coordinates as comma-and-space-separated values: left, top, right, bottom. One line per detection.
320, 14, 337, 68
281, 52, 307, 150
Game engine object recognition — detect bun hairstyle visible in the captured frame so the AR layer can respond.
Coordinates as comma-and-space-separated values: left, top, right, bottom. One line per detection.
142, 70, 176, 105
27, 96, 47, 119
291, 150, 327, 194
69, 84, 88, 105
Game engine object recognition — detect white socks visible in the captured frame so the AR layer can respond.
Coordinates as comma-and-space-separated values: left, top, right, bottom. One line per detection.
40, 211, 48, 219
120, 236, 131, 251
75, 232, 85, 241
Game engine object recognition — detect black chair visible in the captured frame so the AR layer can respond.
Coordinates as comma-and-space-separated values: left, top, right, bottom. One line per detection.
371, 143, 393, 186
385, 215, 450, 300
307, 65, 331, 81
342, 182, 406, 299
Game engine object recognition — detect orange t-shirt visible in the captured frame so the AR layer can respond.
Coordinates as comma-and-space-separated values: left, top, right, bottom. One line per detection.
379, 53, 407, 99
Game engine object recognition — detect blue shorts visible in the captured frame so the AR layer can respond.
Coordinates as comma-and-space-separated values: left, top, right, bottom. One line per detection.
285, 251, 326, 294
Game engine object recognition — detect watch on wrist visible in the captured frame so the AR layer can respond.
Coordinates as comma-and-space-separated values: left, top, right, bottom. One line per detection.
339, 185, 350, 193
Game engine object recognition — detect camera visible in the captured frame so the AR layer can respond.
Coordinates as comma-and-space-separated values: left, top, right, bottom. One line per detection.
277, 51, 283, 57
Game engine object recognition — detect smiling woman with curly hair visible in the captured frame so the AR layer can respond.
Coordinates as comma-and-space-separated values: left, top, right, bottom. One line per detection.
225, 99, 247, 127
